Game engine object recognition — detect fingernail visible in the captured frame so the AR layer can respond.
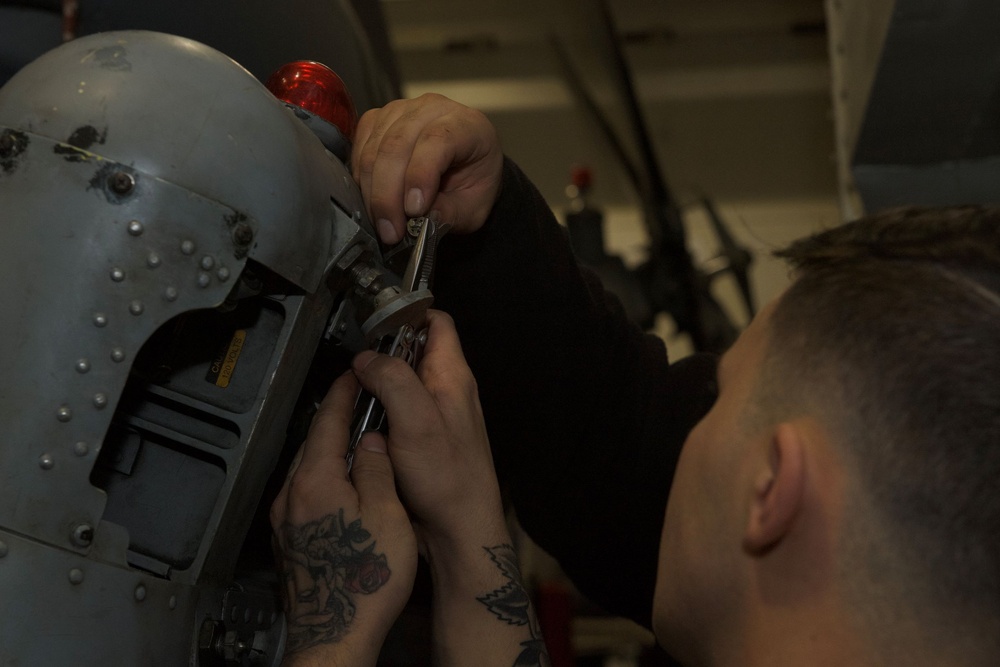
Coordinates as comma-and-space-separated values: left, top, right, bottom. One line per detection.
377, 218, 399, 244
405, 188, 424, 216
360, 434, 387, 454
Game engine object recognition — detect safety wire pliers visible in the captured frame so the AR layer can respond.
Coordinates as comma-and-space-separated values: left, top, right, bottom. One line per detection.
345, 215, 450, 472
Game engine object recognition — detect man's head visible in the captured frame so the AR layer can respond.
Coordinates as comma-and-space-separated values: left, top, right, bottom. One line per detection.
653, 207, 1000, 665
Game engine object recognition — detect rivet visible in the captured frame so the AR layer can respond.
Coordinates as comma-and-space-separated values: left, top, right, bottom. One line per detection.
39, 454, 55, 470
75, 359, 91, 374
110, 268, 125, 282
56, 405, 73, 422
111, 347, 126, 363
164, 286, 178, 302
216, 267, 231, 282
110, 171, 135, 195
72, 523, 94, 547
74, 441, 89, 456
168, 595, 177, 610
0, 540, 7, 558
256, 610, 265, 624
200, 256, 215, 270
418, 331, 428, 346
93, 313, 108, 328
147, 252, 161, 268
129, 300, 144, 316
404, 329, 415, 344
135, 584, 147, 602
69, 568, 84, 585
127, 220, 144, 236
181, 240, 196, 255
93, 393, 108, 409
197, 272, 211, 288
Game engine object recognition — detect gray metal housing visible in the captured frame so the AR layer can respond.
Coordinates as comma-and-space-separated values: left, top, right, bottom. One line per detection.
0, 31, 379, 665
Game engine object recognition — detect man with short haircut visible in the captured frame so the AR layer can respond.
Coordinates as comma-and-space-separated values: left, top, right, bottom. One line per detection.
656, 209, 1000, 666
272, 96, 1000, 666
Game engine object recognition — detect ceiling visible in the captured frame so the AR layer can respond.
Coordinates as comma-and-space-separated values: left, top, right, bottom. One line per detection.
378, 0, 837, 209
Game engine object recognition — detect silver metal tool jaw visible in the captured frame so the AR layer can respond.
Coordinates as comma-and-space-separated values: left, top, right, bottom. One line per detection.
0, 31, 384, 666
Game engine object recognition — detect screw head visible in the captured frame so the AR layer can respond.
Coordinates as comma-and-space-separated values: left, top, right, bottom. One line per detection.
110, 171, 135, 195
72, 523, 94, 547
232, 222, 253, 246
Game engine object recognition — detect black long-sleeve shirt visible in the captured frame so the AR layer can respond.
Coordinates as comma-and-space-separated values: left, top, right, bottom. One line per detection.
434, 158, 718, 629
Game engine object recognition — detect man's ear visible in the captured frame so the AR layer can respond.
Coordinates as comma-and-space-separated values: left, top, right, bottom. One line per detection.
742, 422, 806, 554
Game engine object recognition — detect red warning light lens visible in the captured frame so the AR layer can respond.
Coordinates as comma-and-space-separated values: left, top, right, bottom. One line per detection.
265, 61, 358, 140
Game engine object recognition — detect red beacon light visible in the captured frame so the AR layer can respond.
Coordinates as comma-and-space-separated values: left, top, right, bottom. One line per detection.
265, 61, 358, 140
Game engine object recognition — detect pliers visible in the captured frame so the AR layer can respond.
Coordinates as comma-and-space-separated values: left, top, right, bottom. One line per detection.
345, 215, 450, 472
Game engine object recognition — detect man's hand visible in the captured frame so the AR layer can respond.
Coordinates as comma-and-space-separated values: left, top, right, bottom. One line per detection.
352, 310, 506, 554
351, 93, 504, 245
270, 373, 418, 667
353, 311, 550, 667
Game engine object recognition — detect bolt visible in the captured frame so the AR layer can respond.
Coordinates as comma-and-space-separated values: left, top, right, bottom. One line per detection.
407, 217, 425, 238
0, 133, 13, 156
232, 222, 254, 246
110, 171, 135, 195
72, 523, 94, 547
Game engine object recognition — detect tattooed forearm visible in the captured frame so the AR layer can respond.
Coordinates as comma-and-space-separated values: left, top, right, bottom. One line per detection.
279, 508, 391, 654
476, 544, 550, 667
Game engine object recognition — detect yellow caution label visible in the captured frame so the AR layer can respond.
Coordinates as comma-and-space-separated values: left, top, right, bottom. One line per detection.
206, 330, 246, 388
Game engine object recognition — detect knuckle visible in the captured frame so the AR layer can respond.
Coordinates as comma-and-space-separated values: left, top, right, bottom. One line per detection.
377, 130, 411, 158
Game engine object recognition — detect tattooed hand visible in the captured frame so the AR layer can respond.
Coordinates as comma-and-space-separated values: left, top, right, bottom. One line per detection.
353, 310, 549, 666
271, 372, 418, 667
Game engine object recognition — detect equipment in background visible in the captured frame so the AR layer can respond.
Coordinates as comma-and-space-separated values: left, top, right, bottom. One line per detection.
564, 166, 755, 348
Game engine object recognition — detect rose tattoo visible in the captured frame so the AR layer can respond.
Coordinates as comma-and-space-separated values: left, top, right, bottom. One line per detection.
278, 508, 392, 653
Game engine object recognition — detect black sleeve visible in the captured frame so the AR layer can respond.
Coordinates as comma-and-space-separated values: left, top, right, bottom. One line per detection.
434, 158, 718, 629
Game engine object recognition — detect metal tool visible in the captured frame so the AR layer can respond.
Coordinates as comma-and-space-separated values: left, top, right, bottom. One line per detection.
345, 215, 449, 472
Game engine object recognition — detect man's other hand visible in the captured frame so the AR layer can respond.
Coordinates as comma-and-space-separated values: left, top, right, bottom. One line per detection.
351, 93, 504, 245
